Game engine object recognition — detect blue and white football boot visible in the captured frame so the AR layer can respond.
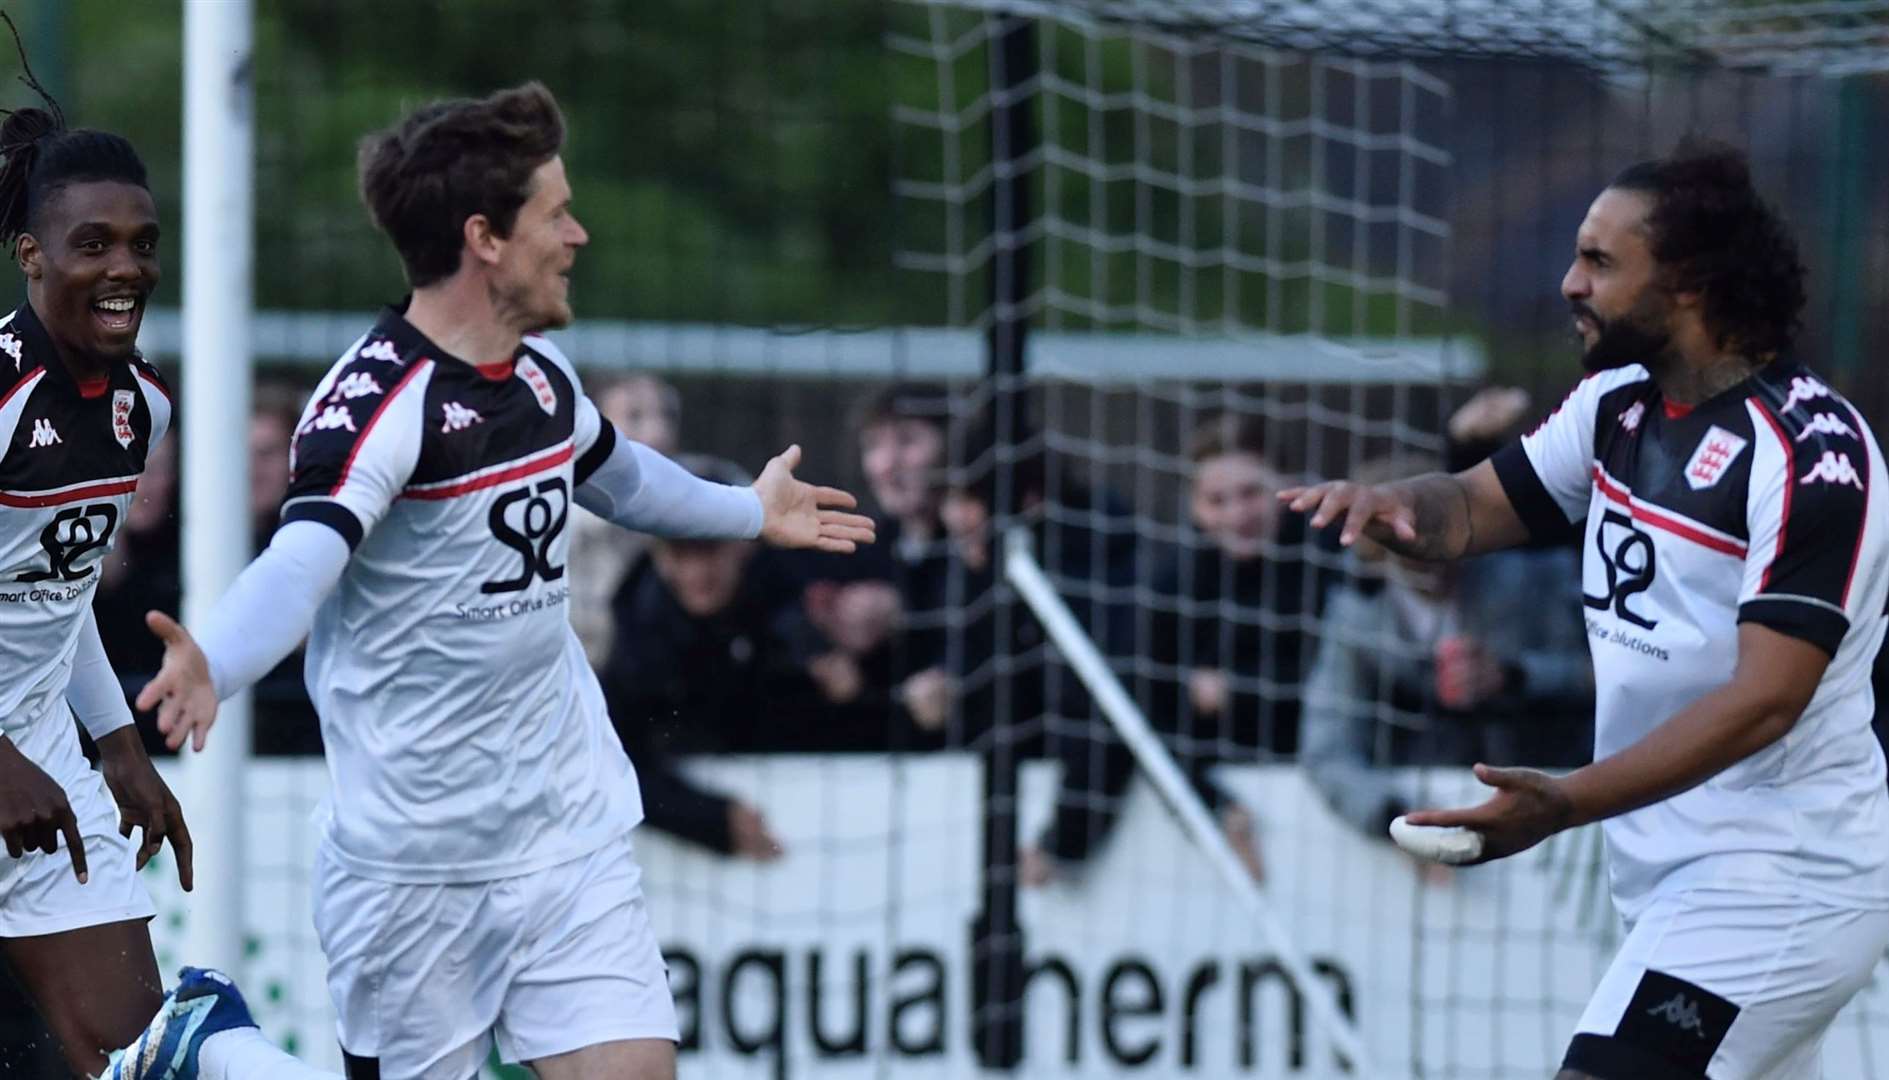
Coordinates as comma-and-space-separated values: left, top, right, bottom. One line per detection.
101, 967, 259, 1080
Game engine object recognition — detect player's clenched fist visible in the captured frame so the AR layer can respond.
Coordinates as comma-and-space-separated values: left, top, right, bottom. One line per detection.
1277, 479, 1420, 548
0, 735, 88, 883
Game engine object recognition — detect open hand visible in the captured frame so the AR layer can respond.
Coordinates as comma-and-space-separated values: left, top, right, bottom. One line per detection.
1277, 479, 1419, 548
754, 445, 877, 554
96, 727, 193, 889
136, 611, 220, 753
1402, 763, 1575, 864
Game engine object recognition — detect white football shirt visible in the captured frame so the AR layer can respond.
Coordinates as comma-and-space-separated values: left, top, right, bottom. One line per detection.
283, 308, 641, 883
0, 302, 168, 772
1493, 361, 1889, 919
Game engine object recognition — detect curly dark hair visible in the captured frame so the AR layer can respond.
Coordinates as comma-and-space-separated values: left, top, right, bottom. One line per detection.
357, 81, 564, 288
1609, 137, 1806, 360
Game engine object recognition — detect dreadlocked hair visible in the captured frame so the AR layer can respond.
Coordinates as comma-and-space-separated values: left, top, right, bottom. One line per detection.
1609, 136, 1806, 361
0, 13, 148, 253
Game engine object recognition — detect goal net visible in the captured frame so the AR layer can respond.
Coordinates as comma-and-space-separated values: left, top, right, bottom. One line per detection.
104, 2, 1889, 1078
878, 1, 1889, 1077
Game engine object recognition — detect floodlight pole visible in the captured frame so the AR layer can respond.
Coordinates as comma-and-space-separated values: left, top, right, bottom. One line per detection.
179, 0, 253, 976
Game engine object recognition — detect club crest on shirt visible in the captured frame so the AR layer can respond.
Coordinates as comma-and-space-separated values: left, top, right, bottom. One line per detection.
515, 356, 557, 415
1684, 425, 1748, 491
111, 389, 136, 448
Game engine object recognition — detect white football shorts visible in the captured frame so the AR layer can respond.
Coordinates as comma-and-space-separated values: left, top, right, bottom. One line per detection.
1566, 886, 1889, 1079
0, 726, 155, 939
314, 829, 677, 1080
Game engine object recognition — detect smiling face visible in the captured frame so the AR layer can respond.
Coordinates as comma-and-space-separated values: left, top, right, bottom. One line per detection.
1561, 187, 1675, 374
860, 417, 945, 522
18, 179, 160, 366
1190, 450, 1282, 560
488, 156, 587, 334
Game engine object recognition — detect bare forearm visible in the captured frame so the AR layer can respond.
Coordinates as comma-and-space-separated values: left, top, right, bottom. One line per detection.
1560, 684, 1796, 827
1375, 473, 1474, 560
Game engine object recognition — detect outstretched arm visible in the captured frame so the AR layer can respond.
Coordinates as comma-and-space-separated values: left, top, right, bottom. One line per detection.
137, 521, 350, 752
1279, 458, 1532, 560
1405, 623, 1828, 862
576, 429, 874, 553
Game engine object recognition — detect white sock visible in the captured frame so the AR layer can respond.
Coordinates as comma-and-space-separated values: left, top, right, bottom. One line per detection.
197, 1028, 341, 1080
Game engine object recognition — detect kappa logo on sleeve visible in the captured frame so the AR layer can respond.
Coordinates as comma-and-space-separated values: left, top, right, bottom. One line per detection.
330, 372, 385, 402
0, 332, 21, 365
1683, 425, 1748, 491
1780, 375, 1832, 414
358, 339, 402, 364
303, 405, 358, 435
1795, 411, 1859, 442
1800, 450, 1865, 491
1618, 400, 1646, 432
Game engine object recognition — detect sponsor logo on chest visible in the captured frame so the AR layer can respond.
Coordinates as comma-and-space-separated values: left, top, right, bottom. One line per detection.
1684, 425, 1748, 491
515, 356, 558, 416
111, 389, 136, 449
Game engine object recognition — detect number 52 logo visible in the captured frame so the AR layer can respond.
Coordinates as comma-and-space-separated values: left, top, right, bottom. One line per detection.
482, 477, 568, 594
1582, 508, 1658, 630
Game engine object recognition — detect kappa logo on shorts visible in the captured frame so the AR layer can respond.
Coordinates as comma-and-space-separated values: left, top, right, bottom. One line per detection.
1646, 992, 1705, 1037
1613, 969, 1738, 1072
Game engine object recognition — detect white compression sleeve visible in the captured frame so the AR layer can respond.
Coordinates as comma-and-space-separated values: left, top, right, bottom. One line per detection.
68, 606, 134, 741
576, 430, 764, 540
196, 520, 351, 701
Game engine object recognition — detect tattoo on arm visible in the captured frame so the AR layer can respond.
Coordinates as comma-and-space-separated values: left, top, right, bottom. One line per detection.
1389, 473, 1472, 561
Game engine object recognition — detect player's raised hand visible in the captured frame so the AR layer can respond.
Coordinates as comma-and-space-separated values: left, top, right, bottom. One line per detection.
136, 611, 221, 753
1277, 478, 1420, 548
0, 735, 88, 883
754, 444, 878, 554
1402, 763, 1575, 865
95, 727, 194, 889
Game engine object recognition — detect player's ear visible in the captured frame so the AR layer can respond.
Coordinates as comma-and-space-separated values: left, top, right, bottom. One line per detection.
15, 232, 41, 280
463, 213, 503, 268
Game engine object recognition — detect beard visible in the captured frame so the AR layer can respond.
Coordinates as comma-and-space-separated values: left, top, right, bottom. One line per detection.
1575, 294, 1674, 374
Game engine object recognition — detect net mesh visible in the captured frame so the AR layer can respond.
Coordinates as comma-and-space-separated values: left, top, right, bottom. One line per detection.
52, 0, 1889, 1077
